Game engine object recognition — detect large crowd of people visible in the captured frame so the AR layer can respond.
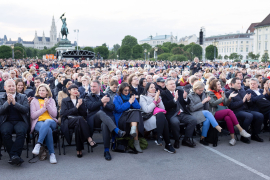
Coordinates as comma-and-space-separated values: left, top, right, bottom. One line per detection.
0, 56, 269, 166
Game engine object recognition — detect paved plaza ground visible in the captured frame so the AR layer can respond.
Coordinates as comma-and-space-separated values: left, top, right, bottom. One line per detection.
1, 132, 270, 180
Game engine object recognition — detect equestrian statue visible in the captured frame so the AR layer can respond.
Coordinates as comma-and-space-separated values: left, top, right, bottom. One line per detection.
60, 13, 69, 39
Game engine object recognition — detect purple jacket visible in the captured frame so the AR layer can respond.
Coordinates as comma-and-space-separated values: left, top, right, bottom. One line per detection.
30, 97, 58, 133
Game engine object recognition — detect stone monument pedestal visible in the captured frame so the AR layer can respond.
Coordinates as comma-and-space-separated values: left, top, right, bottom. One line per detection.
56, 39, 75, 60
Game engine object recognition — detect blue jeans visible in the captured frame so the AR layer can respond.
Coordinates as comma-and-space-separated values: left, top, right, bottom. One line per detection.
34, 119, 57, 154
201, 110, 219, 137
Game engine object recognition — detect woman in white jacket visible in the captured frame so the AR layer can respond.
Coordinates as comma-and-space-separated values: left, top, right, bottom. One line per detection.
139, 82, 175, 153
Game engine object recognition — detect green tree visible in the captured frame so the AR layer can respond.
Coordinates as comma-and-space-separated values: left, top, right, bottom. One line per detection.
14, 43, 24, 49
169, 43, 178, 51
248, 52, 256, 59
120, 45, 132, 60
33, 49, 38, 58
162, 42, 171, 49
161, 47, 169, 53
205, 45, 218, 60
229, 53, 239, 60
0, 45, 12, 58
14, 50, 23, 59
217, 55, 222, 59
112, 44, 121, 53
239, 54, 243, 60
169, 55, 188, 61
171, 47, 185, 55
44, 46, 47, 49
183, 43, 193, 51
117, 48, 121, 59
108, 51, 117, 59
25, 48, 33, 57
132, 44, 143, 59
14, 47, 27, 58
94, 46, 109, 59
102, 43, 107, 47
83, 46, 94, 52
157, 53, 172, 60
261, 53, 269, 62
121, 35, 138, 49
141, 43, 152, 51
224, 55, 229, 60
255, 53, 260, 60
187, 44, 202, 60
179, 44, 185, 48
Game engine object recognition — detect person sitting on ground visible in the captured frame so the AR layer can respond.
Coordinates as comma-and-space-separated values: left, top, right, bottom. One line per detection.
85, 80, 126, 161
0, 79, 29, 166
225, 77, 264, 144
208, 79, 251, 146
60, 84, 97, 158
140, 82, 175, 153
187, 81, 230, 146
113, 82, 143, 153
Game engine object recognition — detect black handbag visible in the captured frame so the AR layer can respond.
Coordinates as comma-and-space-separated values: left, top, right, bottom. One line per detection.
141, 112, 152, 121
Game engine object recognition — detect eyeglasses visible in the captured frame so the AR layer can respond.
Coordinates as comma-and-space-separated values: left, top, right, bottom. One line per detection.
123, 89, 130, 92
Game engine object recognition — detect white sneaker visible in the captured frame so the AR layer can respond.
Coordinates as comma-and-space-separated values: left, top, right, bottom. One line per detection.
32, 144, 41, 155
229, 139, 236, 146
240, 130, 251, 138
50, 153, 57, 164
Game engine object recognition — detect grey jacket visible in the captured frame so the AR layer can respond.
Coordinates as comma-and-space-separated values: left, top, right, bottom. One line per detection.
139, 95, 165, 114
207, 91, 232, 116
105, 87, 117, 100
187, 91, 209, 124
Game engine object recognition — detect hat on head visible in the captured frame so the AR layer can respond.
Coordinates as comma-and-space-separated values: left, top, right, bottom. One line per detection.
157, 77, 165, 83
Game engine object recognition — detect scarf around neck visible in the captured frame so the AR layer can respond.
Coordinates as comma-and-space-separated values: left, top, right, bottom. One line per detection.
147, 92, 156, 98
210, 89, 224, 106
121, 93, 130, 102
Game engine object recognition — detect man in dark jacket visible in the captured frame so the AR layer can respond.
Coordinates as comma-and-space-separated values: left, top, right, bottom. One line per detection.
246, 78, 270, 131
225, 77, 264, 144
154, 77, 167, 93
190, 57, 202, 75
161, 78, 197, 149
85, 80, 125, 161
0, 73, 10, 92
0, 79, 29, 166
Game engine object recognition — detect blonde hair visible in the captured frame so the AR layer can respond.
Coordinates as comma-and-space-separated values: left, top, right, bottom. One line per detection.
193, 81, 205, 91
35, 84, 53, 98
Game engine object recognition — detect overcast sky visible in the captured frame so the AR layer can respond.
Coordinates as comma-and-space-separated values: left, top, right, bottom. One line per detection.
1, 0, 270, 48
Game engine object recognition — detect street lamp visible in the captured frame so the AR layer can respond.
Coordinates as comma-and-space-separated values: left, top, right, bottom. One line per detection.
213, 38, 217, 61
264, 50, 268, 62
11, 44, 14, 59
148, 52, 150, 61
74, 29, 79, 51
144, 49, 147, 61
154, 47, 158, 62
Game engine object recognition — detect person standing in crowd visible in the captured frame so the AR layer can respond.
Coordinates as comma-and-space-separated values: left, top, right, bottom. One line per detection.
85, 80, 126, 161
0, 79, 29, 166
225, 77, 264, 144
161, 78, 197, 149
190, 57, 202, 75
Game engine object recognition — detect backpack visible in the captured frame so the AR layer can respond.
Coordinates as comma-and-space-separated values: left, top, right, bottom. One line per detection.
205, 125, 219, 147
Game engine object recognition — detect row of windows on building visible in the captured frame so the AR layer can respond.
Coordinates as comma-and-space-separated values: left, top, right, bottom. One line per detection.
219, 46, 253, 53
259, 28, 268, 32
258, 35, 268, 41
205, 40, 252, 47
258, 42, 268, 50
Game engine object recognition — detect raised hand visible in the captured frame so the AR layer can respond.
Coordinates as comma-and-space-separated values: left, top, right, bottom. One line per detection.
155, 90, 160, 101
129, 95, 135, 104
76, 99, 83, 108
44, 98, 49, 107
183, 90, 188, 99
229, 92, 238, 99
